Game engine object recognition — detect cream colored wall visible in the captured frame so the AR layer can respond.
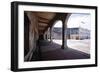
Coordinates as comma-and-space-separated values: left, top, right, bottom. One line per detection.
24, 12, 39, 61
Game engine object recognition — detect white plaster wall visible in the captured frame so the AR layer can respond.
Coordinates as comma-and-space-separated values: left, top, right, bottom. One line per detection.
27, 12, 38, 51
24, 12, 39, 61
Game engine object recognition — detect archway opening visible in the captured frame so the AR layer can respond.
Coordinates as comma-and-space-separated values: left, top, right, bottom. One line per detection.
67, 13, 91, 54
52, 20, 63, 45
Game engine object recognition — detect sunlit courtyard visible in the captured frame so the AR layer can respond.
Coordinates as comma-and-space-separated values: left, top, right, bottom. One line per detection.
53, 39, 90, 54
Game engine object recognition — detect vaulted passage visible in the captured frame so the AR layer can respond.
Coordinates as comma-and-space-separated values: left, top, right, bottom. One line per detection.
24, 11, 90, 61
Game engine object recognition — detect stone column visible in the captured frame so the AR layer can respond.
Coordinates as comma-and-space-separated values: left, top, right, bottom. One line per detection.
44, 32, 47, 40
50, 27, 53, 42
61, 13, 71, 49
62, 20, 67, 49
44, 31, 48, 40
47, 29, 49, 40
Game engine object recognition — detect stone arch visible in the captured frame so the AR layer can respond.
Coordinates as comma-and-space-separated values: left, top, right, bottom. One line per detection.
61, 13, 71, 49
47, 13, 71, 49
51, 20, 63, 44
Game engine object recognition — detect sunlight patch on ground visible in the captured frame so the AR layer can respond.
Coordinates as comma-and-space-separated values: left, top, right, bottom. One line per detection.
53, 39, 90, 54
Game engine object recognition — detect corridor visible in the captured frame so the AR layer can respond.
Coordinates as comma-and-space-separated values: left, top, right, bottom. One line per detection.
35, 40, 90, 61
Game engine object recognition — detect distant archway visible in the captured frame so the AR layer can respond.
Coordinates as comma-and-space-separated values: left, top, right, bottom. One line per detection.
52, 20, 63, 45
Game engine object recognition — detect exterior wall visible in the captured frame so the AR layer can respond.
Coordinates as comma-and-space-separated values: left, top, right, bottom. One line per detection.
52, 28, 62, 39
70, 34, 79, 39
52, 27, 90, 40
79, 28, 90, 39
52, 32, 62, 39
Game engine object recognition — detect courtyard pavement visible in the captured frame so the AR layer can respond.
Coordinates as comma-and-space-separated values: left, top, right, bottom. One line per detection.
53, 39, 90, 54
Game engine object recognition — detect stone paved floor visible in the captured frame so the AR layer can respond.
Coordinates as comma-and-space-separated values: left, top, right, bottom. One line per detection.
40, 40, 90, 61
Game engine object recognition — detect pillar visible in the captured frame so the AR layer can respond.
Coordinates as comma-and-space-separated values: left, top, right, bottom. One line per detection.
44, 32, 47, 40
61, 20, 67, 49
47, 29, 49, 40
50, 28, 52, 42
61, 13, 71, 49
44, 31, 48, 40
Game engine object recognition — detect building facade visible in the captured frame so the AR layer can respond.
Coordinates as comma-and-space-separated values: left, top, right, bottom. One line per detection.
52, 27, 90, 40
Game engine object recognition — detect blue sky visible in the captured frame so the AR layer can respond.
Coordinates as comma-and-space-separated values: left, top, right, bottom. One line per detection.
54, 13, 91, 30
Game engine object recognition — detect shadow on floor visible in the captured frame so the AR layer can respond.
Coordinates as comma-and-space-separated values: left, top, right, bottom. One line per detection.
39, 40, 90, 61
30, 40, 90, 61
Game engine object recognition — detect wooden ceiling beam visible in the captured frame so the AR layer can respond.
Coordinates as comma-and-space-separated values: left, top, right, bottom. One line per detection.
38, 23, 48, 27
38, 16, 50, 24
38, 27, 45, 30
38, 16, 50, 21
38, 20, 49, 24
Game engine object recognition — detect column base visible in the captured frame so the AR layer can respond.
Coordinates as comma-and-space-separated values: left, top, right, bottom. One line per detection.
61, 45, 68, 49
50, 40, 52, 43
